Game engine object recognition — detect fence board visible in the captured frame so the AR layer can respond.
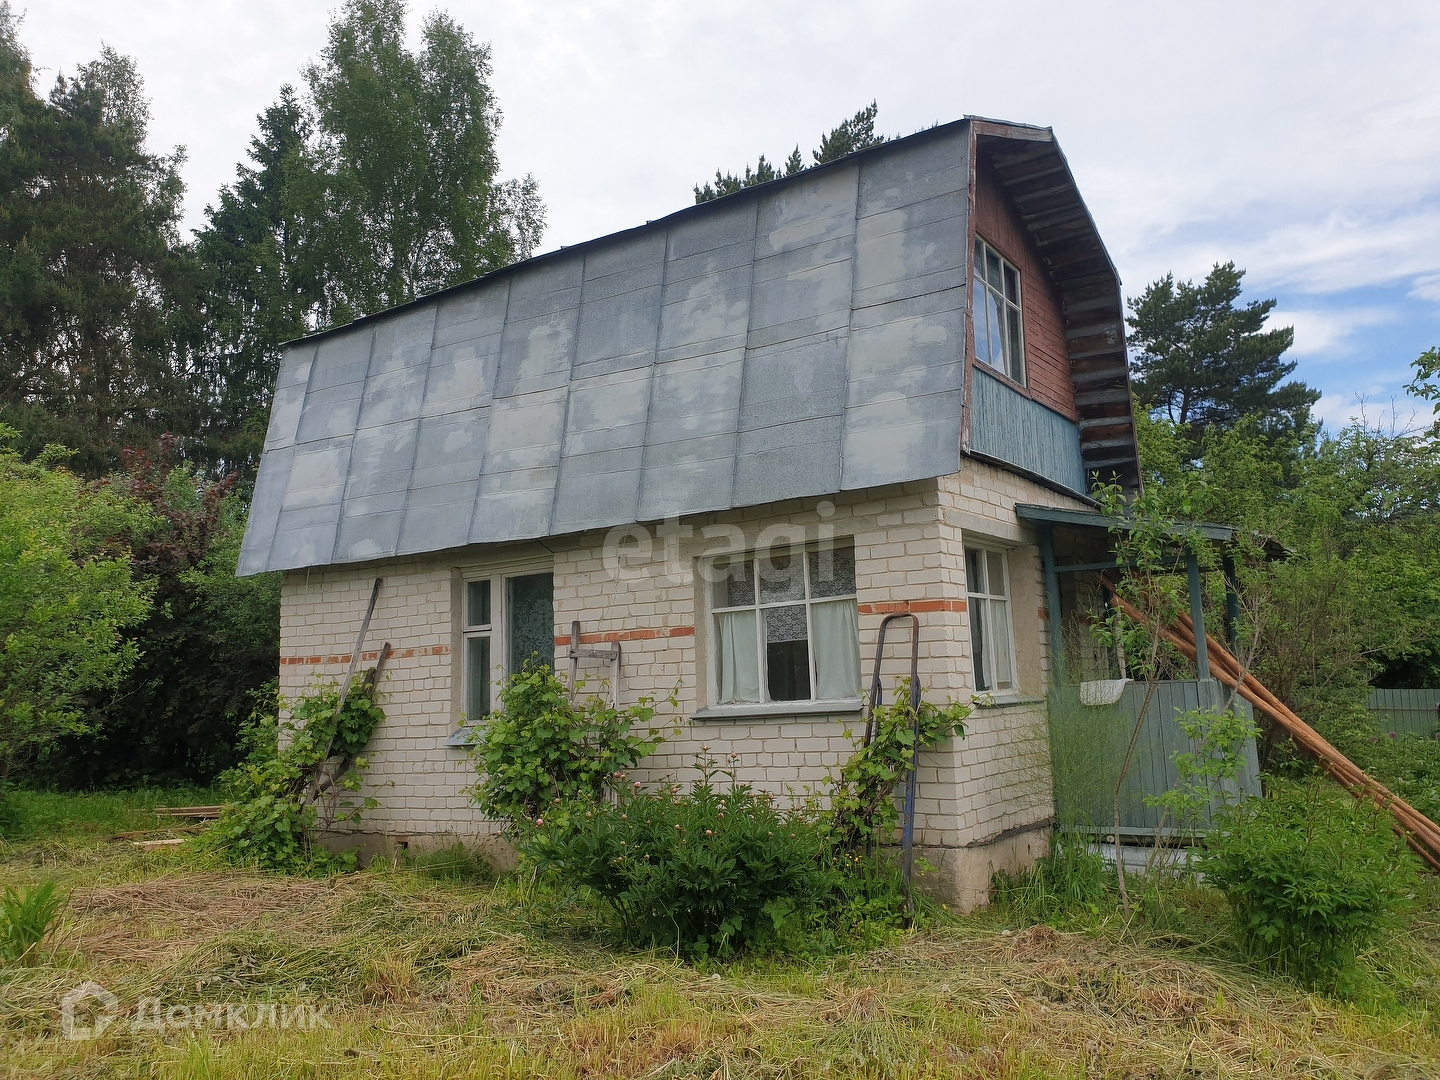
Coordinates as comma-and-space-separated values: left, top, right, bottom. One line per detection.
1367, 688, 1440, 739
1050, 679, 1261, 835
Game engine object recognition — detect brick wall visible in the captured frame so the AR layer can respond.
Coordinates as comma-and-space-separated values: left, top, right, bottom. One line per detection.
276, 462, 1090, 903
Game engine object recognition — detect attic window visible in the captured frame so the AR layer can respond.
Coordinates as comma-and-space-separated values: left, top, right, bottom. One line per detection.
973, 237, 1025, 385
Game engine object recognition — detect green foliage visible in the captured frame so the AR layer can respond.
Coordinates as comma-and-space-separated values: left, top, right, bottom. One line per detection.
38, 440, 282, 787
1127, 262, 1318, 446
1407, 346, 1440, 438
1199, 781, 1418, 986
1324, 723, 1440, 828
1131, 410, 1439, 764
829, 681, 969, 850
0, 430, 154, 782
0, 10, 202, 474
992, 828, 1111, 923
0, 879, 63, 965
0, 783, 17, 838
206, 678, 385, 872
467, 661, 665, 824
404, 842, 493, 885
694, 101, 887, 202
519, 758, 908, 960
1146, 705, 1259, 834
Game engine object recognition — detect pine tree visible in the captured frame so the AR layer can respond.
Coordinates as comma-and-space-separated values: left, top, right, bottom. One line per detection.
694, 102, 888, 203
1127, 263, 1318, 445
0, 7, 201, 475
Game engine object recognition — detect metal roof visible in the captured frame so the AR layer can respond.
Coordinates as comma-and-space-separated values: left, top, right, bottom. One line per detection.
238, 118, 1136, 575
1014, 503, 1236, 543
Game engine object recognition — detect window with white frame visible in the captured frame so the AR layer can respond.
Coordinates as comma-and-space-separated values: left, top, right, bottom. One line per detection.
710, 544, 861, 706
972, 237, 1025, 385
461, 571, 554, 724
966, 547, 1016, 693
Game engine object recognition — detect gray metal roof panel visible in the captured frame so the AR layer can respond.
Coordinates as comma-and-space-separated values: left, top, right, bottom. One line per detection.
239, 119, 1123, 573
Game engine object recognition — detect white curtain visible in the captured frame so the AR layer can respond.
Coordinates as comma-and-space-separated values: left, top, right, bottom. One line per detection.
812, 600, 861, 701
716, 610, 760, 703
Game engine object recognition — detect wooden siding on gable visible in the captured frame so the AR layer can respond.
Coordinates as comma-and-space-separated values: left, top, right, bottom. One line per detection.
970, 368, 1085, 494
971, 154, 1077, 421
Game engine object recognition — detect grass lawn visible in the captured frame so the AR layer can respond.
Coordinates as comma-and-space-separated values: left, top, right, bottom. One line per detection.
3, 789, 1440, 1078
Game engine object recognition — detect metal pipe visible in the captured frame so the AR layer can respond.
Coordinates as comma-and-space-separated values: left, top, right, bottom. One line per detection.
1039, 526, 1064, 684
1186, 553, 1210, 683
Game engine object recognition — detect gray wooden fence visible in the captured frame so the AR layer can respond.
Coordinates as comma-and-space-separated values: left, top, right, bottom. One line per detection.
1366, 688, 1440, 738
1049, 679, 1262, 837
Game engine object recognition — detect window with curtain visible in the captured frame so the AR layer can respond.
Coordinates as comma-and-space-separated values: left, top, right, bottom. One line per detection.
966, 547, 1015, 693
711, 544, 860, 706
460, 570, 554, 725
972, 236, 1025, 385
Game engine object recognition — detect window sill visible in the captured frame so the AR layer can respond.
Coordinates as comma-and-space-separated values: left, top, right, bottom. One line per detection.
973, 692, 1046, 709
446, 725, 479, 748
693, 699, 865, 722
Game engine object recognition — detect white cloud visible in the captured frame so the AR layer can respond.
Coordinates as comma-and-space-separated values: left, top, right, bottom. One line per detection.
1270, 307, 1397, 359
1311, 389, 1430, 432
1410, 274, 1440, 303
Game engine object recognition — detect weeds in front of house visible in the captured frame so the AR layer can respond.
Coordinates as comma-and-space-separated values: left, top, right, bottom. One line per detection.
1, 878, 63, 964
3, 788, 1440, 1076
993, 825, 1112, 925
466, 660, 671, 823
201, 678, 385, 873
518, 755, 918, 960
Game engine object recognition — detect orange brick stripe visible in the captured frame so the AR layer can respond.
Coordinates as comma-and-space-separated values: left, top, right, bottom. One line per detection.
858, 599, 967, 615
280, 645, 449, 667
554, 626, 696, 646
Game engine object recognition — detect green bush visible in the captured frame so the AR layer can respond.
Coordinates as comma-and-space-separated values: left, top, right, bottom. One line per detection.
1198, 780, 1417, 986
205, 678, 385, 872
519, 759, 906, 960
1, 880, 63, 965
992, 827, 1111, 922
468, 661, 665, 824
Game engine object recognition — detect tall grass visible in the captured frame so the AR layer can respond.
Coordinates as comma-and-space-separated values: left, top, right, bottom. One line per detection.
1, 880, 63, 963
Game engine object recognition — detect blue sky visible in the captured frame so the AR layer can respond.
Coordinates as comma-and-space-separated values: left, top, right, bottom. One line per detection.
18, 0, 1440, 432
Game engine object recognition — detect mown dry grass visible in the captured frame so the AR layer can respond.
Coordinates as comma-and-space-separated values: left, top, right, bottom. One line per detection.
3, 794, 1440, 1078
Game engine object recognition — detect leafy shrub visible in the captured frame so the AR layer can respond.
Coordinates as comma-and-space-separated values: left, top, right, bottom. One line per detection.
205, 677, 385, 872
0, 430, 154, 785
468, 661, 665, 823
1199, 780, 1417, 986
1, 880, 63, 965
520, 759, 903, 960
992, 827, 1111, 922
829, 682, 969, 850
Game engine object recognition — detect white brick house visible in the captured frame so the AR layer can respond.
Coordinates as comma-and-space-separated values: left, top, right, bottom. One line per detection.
241, 117, 1140, 910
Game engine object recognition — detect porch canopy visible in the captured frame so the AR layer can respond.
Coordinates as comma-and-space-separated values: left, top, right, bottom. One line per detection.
1013, 503, 1247, 684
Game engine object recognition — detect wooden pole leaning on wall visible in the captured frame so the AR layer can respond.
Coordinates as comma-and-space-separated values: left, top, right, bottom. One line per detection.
1105, 586, 1440, 872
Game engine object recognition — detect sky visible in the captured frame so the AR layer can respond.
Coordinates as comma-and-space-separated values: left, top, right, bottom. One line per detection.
16, 0, 1440, 432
